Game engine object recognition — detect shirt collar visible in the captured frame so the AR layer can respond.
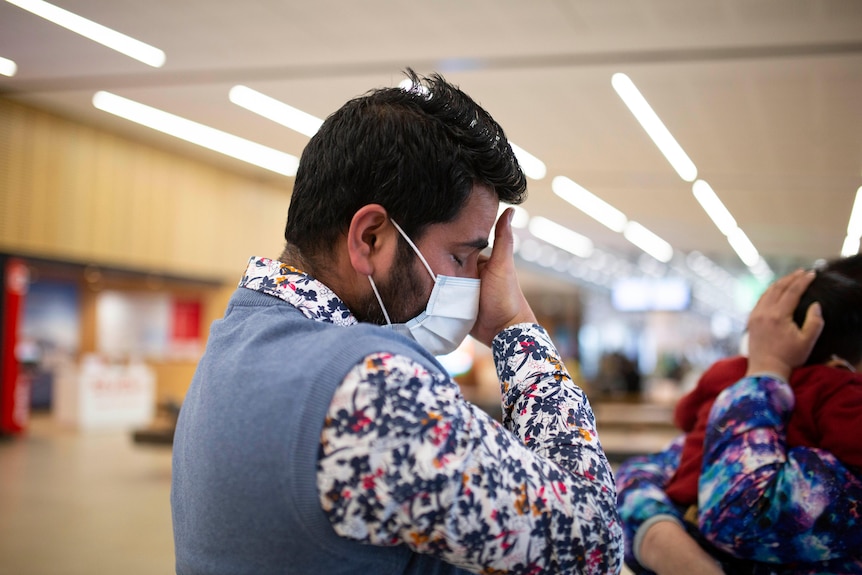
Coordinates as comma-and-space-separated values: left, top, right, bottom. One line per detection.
238, 256, 357, 327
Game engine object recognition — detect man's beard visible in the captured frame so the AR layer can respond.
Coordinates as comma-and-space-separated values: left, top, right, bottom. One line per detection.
356, 240, 430, 325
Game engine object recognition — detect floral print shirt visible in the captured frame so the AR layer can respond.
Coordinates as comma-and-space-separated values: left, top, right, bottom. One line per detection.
239, 257, 623, 574
616, 375, 862, 575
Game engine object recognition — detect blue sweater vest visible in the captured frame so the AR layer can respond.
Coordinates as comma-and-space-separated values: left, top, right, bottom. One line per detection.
171, 287, 469, 574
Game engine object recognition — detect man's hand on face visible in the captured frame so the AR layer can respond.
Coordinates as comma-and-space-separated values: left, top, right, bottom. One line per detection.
470, 208, 538, 347
745, 269, 824, 380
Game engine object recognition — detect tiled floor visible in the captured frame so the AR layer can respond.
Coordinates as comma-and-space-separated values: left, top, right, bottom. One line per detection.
0, 414, 175, 575
0, 412, 643, 575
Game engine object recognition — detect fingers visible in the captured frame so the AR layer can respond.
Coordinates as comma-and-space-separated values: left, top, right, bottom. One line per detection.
470, 207, 536, 346
800, 301, 825, 344
775, 269, 816, 307
750, 269, 816, 321
487, 208, 514, 269
745, 269, 822, 379
767, 268, 814, 301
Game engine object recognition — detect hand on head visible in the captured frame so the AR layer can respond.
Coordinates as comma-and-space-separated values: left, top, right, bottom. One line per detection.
745, 269, 825, 379
469, 208, 537, 347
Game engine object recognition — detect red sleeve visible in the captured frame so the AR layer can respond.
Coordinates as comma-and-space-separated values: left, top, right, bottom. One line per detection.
674, 356, 748, 432
812, 372, 862, 472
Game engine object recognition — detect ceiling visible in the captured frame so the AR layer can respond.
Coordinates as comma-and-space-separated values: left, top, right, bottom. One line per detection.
2, 0, 861, 294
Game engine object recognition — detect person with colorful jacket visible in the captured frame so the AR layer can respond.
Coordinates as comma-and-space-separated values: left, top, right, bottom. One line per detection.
617, 269, 862, 574
666, 254, 862, 507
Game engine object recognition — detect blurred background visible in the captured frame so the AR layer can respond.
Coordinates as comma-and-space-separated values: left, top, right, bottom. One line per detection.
1, 1, 861, 573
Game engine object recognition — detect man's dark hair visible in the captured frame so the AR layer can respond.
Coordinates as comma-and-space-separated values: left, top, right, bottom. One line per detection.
795, 254, 862, 366
283, 68, 527, 263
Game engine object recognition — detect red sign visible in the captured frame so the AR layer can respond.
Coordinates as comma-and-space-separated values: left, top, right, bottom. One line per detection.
1, 259, 30, 434
171, 298, 201, 341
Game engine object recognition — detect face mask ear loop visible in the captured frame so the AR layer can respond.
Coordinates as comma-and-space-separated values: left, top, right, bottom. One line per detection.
390, 219, 436, 281
367, 275, 392, 325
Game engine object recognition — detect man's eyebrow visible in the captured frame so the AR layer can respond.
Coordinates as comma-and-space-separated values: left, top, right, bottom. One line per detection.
459, 238, 490, 250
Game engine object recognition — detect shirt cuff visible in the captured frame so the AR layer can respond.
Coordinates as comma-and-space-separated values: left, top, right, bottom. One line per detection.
633, 514, 685, 566
504, 322, 543, 332
743, 371, 789, 384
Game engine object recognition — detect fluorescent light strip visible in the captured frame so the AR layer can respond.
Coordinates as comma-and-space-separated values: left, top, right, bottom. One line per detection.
0, 56, 17, 77
528, 216, 594, 258
841, 186, 862, 256
842, 236, 860, 257
228, 85, 547, 182
509, 142, 547, 180
847, 186, 862, 237
623, 221, 673, 263
93, 91, 299, 176
229, 85, 323, 138
5, 0, 165, 67
552, 176, 628, 232
749, 257, 774, 282
686, 250, 736, 286
611, 73, 697, 182
692, 179, 737, 235
691, 179, 770, 274
726, 227, 760, 267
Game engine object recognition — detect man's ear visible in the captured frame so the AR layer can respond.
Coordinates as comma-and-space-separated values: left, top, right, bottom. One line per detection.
346, 204, 393, 276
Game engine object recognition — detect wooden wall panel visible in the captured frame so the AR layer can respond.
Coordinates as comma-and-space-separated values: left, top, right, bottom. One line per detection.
0, 98, 293, 281
0, 99, 296, 402
0, 105, 29, 246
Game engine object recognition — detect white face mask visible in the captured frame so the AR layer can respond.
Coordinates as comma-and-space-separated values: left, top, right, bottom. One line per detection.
368, 219, 481, 357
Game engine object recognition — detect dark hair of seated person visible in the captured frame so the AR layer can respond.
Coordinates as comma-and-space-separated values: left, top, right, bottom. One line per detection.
795, 253, 862, 367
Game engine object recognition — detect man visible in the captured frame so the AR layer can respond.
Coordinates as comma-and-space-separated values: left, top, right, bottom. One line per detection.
171, 70, 623, 574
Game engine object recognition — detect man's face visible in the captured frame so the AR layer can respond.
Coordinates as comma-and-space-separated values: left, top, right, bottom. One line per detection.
363, 240, 428, 325
358, 183, 499, 325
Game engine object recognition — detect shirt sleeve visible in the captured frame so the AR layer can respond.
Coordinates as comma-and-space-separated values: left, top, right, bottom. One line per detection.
698, 375, 862, 564
614, 435, 685, 572
317, 324, 624, 575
